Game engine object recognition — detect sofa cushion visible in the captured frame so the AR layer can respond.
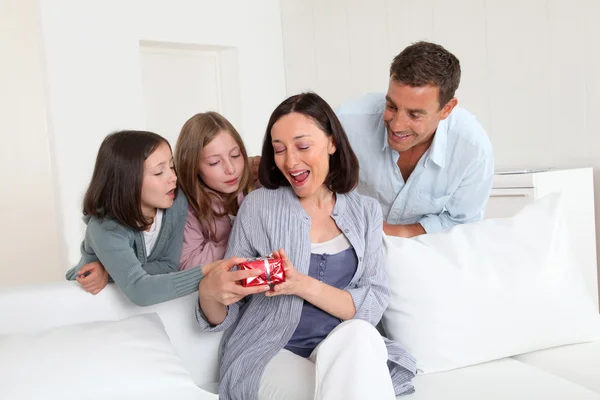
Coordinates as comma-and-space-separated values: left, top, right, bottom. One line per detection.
382, 194, 600, 373
0, 313, 215, 400
0, 282, 222, 386
513, 340, 600, 395
408, 357, 600, 400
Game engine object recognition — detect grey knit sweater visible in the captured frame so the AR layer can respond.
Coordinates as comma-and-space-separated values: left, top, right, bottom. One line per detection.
66, 192, 203, 306
196, 187, 416, 400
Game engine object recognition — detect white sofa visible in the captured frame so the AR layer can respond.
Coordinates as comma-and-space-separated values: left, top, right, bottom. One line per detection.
3, 195, 600, 399
2, 281, 600, 400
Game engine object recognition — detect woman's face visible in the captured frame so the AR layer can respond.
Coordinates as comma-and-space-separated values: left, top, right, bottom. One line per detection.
271, 112, 336, 199
140, 142, 177, 218
197, 130, 245, 195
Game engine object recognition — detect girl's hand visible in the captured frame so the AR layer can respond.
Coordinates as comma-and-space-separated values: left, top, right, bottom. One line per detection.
265, 248, 310, 298
76, 261, 109, 295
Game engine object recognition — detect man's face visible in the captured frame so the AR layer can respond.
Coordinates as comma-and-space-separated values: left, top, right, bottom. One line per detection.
383, 79, 455, 154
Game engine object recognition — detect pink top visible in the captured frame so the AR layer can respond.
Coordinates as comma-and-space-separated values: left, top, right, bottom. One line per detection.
179, 193, 245, 270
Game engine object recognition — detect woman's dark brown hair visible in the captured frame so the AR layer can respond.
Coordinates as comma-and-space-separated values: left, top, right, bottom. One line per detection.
258, 92, 359, 194
83, 130, 171, 231
174, 112, 252, 240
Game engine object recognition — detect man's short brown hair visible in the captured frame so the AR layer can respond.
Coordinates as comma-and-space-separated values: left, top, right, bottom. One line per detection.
390, 41, 461, 108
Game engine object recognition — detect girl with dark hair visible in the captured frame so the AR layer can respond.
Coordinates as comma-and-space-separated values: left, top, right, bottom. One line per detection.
66, 130, 266, 306
196, 93, 416, 400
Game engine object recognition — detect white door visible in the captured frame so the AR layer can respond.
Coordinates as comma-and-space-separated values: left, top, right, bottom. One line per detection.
140, 44, 225, 146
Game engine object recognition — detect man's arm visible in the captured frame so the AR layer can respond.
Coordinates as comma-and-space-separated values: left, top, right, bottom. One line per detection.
383, 222, 425, 238
421, 153, 494, 234
385, 152, 494, 237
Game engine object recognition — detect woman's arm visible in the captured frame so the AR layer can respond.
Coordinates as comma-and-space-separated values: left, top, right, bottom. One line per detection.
299, 277, 356, 320
196, 196, 269, 330
198, 264, 267, 325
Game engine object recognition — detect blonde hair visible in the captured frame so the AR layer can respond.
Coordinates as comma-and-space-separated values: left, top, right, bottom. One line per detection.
175, 112, 252, 240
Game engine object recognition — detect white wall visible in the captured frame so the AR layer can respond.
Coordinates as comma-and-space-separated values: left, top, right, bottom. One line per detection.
0, 0, 63, 287
4, 0, 599, 286
280, 0, 600, 266
37, 0, 287, 266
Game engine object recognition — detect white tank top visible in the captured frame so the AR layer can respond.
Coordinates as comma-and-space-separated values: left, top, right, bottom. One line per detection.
310, 233, 351, 254
142, 209, 163, 256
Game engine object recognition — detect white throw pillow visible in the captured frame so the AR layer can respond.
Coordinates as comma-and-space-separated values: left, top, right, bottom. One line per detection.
381, 193, 600, 374
0, 313, 215, 400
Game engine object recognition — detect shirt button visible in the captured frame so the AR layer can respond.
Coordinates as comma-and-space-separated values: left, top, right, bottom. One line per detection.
358, 257, 363, 262
321, 255, 326, 260
344, 229, 349, 233
319, 271, 324, 276
332, 212, 338, 217
319, 263, 324, 267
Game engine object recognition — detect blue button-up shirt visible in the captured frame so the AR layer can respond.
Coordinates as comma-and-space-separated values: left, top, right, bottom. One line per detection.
337, 93, 494, 234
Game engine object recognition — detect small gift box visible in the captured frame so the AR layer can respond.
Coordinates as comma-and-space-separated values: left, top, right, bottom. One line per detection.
239, 256, 286, 288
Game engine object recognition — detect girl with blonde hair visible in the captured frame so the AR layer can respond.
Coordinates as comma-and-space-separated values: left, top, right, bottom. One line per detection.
175, 112, 254, 270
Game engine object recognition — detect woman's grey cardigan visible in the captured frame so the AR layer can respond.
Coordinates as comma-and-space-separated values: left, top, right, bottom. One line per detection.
195, 187, 416, 400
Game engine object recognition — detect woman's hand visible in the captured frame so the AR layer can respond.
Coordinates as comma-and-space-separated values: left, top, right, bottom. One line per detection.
199, 257, 270, 326
199, 257, 270, 306
76, 261, 109, 295
265, 248, 310, 298
266, 249, 356, 320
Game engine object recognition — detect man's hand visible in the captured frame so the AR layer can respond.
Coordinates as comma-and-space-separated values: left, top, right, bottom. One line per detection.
383, 222, 426, 238
76, 261, 109, 295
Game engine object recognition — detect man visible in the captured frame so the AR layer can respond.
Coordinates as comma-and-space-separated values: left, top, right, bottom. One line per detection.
337, 41, 493, 238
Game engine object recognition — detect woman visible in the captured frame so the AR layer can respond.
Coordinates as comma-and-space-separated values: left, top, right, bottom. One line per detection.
196, 93, 416, 399
66, 130, 267, 306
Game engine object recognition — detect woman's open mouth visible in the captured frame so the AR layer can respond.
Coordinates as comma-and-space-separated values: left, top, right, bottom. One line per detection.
290, 170, 310, 186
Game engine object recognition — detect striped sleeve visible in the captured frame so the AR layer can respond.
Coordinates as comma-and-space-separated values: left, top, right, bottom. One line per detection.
347, 199, 390, 325
195, 300, 241, 332
195, 194, 257, 331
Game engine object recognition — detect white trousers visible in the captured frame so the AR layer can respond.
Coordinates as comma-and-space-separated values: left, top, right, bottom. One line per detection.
258, 319, 396, 400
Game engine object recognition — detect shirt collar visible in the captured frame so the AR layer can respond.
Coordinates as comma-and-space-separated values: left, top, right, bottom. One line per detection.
427, 118, 448, 168
380, 117, 390, 152
381, 116, 448, 168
